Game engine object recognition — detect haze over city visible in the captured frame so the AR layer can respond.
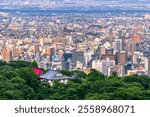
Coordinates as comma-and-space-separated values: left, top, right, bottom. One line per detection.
0, 0, 150, 11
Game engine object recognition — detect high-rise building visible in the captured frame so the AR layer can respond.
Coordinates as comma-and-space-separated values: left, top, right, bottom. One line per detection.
39, 38, 44, 46
92, 60, 102, 72
50, 47, 56, 61
34, 43, 40, 53
108, 35, 113, 44
62, 60, 71, 71
72, 51, 85, 64
84, 51, 93, 67
144, 57, 150, 76
125, 38, 138, 56
12, 47, 19, 58
62, 53, 72, 71
100, 58, 115, 76
119, 51, 127, 65
115, 51, 119, 65
46, 48, 51, 56
101, 54, 116, 61
114, 39, 123, 52
147, 59, 150, 75
2, 48, 13, 62
108, 28, 114, 44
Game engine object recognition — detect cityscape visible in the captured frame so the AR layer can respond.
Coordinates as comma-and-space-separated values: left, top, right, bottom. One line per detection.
0, 7, 150, 77
0, 0, 150, 100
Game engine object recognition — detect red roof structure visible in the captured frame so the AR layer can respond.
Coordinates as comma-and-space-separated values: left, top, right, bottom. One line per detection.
32, 68, 43, 76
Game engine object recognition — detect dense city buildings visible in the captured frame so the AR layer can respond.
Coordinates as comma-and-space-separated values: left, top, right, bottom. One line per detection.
0, 8, 150, 77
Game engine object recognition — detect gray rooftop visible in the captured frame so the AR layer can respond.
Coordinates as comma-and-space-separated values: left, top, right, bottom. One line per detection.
40, 70, 71, 80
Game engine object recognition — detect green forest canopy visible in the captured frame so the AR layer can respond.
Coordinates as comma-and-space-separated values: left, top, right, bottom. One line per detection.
0, 60, 150, 100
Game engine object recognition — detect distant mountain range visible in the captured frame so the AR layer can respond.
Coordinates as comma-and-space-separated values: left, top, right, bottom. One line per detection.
0, 0, 150, 4
0, 0, 150, 11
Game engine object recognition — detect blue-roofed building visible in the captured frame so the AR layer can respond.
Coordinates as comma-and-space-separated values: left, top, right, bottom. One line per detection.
40, 70, 76, 85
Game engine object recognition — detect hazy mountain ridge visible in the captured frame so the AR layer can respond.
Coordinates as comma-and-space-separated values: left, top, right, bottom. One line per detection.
0, 0, 150, 10
0, 0, 150, 4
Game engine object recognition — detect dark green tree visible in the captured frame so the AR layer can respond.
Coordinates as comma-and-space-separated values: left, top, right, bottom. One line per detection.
31, 61, 38, 68
8, 60, 31, 69
0, 60, 7, 66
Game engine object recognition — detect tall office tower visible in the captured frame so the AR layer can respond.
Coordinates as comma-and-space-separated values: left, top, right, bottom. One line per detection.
62, 53, 72, 71
108, 35, 114, 44
101, 54, 116, 62
62, 59, 72, 71
39, 38, 44, 46
119, 51, 127, 65
100, 58, 115, 76
72, 51, 85, 65
62, 53, 72, 62
148, 57, 150, 76
114, 39, 123, 52
84, 51, 93, 67
0, 16, 2, 22
12, 47, 16, 58
101, 47, 116, 64
34, 43, 40, 53
125, 38, 139, 57
108, 28, 114, 44
92, 60, 102, 72
45, 48, 51, 56
12, 47, 19, 58
115, 51, 119, 65
50, 47, 56, 61
2, 48, 13, 62
43, 47, 55, 59
144, 57, 150, 76
125, 39, 132, 56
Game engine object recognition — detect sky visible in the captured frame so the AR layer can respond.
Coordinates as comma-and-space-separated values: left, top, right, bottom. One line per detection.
0, 0, 149, 3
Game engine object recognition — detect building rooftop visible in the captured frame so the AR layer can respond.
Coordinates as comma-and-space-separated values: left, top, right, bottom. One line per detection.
40, 70, 72, 80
